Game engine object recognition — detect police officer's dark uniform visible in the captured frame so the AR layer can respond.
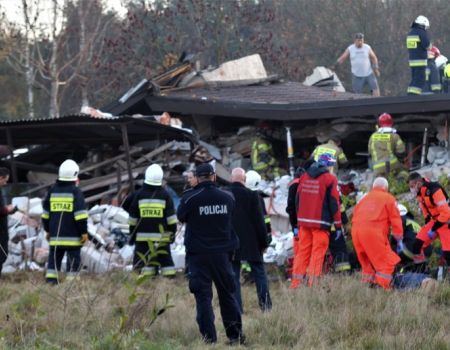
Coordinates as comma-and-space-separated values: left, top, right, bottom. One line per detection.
42, 161, 88, 284
128, 179, 177, 277
177, 163, 244, 345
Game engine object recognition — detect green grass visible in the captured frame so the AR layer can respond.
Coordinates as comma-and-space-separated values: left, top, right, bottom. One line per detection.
0, 272, 450, 349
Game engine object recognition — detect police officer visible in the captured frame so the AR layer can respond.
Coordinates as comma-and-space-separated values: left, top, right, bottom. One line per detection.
128, 164, 177, 277
177, 163, 245, 345
42, 159, 88, 284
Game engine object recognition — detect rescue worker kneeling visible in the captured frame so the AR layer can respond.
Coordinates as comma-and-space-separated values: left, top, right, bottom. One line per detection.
291, 153, 342, 288
408, 172, 450, 270
42, 159, 88, 284
128, 164, 177, 277
351, 177, 403, 289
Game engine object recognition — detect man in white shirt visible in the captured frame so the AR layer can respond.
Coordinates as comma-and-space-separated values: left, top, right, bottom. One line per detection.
335, 33, 381, 96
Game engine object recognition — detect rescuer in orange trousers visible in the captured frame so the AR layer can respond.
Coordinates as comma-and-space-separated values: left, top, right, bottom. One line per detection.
351, 177, 403, 289
408, 172, 450, 267
291, 153, 342, 288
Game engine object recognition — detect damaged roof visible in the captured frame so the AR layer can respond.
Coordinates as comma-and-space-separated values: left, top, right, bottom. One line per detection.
0, 114, 195, 147
105, 80, 450, 121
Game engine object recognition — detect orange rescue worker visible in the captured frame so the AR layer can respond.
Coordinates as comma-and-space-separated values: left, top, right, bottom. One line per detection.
351, 177, 403, 289
408, 172, 450, 267
291, 153, 341, 288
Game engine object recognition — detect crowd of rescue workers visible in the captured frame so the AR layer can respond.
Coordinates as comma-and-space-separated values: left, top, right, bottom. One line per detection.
0, 110, 444, 345
0, 14, 446, 345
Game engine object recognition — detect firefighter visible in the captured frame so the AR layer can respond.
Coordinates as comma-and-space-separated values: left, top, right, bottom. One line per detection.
444, 63, 450, 93
128, 164, 177, 277
351, 177, 403, 289
251, 124, 282, 180
312, 135, 348, 174
290, 153, 342, 288
177, 163, 244, 345
425, 46, 442, 93
406, 15, 431, 95
0, 168, 18, 277
408, 172, 450, 270
368, 113, 406, 177
42, 159, 88, 284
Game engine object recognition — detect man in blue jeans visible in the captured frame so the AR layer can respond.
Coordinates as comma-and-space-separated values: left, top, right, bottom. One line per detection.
228, 168, 272, 312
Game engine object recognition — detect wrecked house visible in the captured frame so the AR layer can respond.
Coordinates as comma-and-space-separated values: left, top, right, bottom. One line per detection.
103, 54, 450, 171
0, 114, 196, 274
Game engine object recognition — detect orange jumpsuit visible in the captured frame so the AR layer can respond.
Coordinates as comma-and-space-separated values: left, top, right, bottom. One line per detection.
351, 188, 403, 289
413, 181, 450, 261
291, 164, 341, 288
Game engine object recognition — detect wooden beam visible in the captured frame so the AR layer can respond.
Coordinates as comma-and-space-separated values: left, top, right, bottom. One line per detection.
6, 128, 17, 184
121, 123, 134, 190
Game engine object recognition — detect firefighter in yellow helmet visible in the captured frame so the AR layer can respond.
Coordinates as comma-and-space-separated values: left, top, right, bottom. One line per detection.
368, 113, 406, 176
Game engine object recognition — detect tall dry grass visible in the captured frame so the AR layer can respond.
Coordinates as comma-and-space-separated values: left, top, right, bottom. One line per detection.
0, 272, 449, 349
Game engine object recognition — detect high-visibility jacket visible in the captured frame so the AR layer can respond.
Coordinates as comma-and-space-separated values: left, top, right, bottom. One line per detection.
417, 180, 450, 231
406, 25, 431, 67
312, 140, 348, 173
352, 188, 403, 238
296, 163, 341, 230
251, 137, 277, 172
42, 181, 88, 247
368, 128, 405, 172
128, 184, 177, 244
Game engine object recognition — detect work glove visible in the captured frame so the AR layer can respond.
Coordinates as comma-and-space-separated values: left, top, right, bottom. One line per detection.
80, 233, 89, 244
45, 232, 50, 242
293, 228, 299, 241
334, 229, 343, 241
396, 239, 404, 254
427, 229, 436, 240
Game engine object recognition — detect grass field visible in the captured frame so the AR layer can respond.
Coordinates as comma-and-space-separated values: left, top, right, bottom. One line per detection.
0, 271, 450, 349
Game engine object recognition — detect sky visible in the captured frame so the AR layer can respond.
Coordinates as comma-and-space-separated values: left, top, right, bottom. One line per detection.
0, 0, 127, 27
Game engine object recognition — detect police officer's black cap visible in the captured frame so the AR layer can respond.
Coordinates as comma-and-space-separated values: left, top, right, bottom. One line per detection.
195, 163, 215, 177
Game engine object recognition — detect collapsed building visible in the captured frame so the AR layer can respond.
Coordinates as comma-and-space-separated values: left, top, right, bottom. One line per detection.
1, 53, 450, 275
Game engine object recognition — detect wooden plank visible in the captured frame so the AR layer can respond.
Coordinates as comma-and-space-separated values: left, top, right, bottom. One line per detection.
133, 141, 175, 166
80, 171, 138, 192
20, 147, 143, 196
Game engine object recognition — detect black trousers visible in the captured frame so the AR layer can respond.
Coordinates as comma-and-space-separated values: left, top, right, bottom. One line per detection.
46, 246, 81, 283
408, 66, 426, 94
329, 231, 351, 272
133, 241, 176, 276
188, 252, 243, 343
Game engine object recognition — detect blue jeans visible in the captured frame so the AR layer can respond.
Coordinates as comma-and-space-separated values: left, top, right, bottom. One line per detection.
232, 261, 272, 312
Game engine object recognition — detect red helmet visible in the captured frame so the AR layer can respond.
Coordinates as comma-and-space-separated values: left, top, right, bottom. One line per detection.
378, 113, 393, 127
431, 46, 441, 58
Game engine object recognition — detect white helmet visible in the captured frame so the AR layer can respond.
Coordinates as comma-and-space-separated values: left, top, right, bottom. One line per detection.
145, 164, 163, 186
58, 159, 79, 181
245, 170, 261, 191
415, 15, 429, 29
397, 203, 408, 217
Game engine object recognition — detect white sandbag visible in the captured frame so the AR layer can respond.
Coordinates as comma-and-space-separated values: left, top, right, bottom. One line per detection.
28, 198, 44, 217
12, 197, 29, 212
171, 245, 186, 269
118, 244, 134, 264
